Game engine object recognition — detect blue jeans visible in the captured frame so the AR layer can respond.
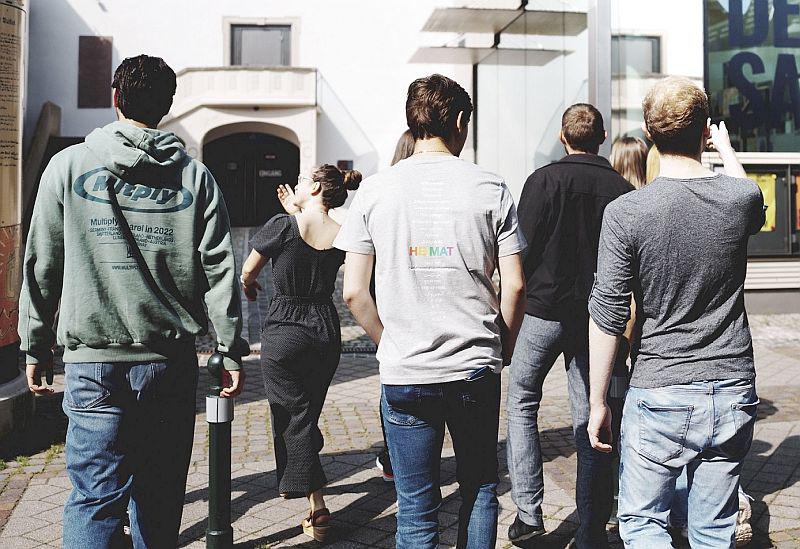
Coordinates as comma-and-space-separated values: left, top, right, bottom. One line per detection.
382, 371, 501, 549
619, 379, 757, 548
62, 359, 198, 549
506, 312, 613, 548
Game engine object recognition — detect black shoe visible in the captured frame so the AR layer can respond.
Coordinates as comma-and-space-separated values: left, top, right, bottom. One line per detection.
376, 452, 394, 482
508, 515, 545, 543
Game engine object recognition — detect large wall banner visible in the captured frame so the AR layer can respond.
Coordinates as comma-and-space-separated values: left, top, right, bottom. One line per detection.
705, 0, 800, 152
0, 0, 25, 356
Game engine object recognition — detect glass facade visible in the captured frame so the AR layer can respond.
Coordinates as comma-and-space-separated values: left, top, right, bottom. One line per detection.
705, 0, 800, 153
475, 7, 589, 197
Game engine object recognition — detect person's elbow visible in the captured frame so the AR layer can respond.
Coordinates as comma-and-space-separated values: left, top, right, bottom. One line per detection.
502, 275, 526, 300
498, 254, 526, 298
342, 283, 368, 309
588, 295, 629, 338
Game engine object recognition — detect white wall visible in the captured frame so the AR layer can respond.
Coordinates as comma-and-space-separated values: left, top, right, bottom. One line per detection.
611, 0, 704, 81
24, 0, 474, 173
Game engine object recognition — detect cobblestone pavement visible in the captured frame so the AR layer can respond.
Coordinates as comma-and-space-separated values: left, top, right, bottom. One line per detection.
1, 334, 800, 548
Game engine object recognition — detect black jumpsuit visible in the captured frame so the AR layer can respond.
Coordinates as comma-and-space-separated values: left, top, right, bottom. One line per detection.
249, 214, 344, 495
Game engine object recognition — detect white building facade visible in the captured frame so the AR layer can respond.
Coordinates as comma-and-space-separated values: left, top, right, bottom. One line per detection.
23, 0, 708, 199
20, 0, 799, 309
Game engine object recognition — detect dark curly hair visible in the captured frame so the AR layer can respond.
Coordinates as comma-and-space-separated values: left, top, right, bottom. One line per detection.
406, 74, 472, 141
112, 55, 176, 127
312, 164, 362, 209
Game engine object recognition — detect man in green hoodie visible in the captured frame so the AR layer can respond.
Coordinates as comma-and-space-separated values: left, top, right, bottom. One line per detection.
19, 55, 248, 548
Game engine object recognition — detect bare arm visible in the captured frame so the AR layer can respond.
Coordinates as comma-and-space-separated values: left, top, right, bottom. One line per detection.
498, 253, 526, 365
587, 318, 620, 453
240, 249, 268, 301
342, 252, 384, 345
709, 120, 746, 178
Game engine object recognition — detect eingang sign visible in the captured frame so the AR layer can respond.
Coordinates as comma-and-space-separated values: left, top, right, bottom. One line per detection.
705, 0, 800, 152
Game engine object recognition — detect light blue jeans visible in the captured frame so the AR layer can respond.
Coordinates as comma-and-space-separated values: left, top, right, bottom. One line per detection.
618, 379, 758, 548
62, 359, 198, 549
671, 470, 749, 529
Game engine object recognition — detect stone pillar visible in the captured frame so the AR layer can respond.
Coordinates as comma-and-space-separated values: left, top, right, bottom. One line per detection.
0, 0, 32, 440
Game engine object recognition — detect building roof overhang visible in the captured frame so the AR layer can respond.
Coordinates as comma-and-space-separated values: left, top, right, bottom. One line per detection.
421, 5, 587, 36
410, 46, 563, 65
411, 2, 586, 64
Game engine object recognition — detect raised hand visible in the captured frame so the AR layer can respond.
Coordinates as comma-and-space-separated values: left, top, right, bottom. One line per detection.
277, 184, 300, 215
707, 119, 734, 155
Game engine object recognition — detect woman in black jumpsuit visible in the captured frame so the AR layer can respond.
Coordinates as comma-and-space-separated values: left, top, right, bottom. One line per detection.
240, 165, 361, 542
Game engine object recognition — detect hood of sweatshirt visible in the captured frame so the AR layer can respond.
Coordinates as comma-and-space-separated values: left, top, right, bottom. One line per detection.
84, 121, 187, 184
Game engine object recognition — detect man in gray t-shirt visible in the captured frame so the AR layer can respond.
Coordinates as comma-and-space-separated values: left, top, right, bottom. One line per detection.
336, 153, 524, 383
587, 77, 764, 547
335, 74, 527, 548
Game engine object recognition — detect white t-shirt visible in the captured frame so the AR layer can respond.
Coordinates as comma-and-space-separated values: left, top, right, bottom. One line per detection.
334, 154, 526, 385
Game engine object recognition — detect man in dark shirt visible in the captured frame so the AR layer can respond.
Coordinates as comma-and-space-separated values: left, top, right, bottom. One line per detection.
587, 77, 763, 546
506, 104, 633, 547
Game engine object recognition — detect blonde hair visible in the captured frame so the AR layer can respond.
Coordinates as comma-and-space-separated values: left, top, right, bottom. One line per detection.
643, 76, 709, 157
610, 137, 648, 189
646, 145, 660, 184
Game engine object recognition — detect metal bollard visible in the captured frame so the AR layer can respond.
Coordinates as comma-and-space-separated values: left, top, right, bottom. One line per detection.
206, 352, 233, 549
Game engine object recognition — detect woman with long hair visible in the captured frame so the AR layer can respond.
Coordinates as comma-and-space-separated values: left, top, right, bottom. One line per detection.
241, 164, 361, 543
610, 136, 648, 189
391, 129, 415, 166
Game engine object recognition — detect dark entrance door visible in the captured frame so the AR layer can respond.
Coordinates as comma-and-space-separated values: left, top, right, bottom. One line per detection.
203, 132, 300, 227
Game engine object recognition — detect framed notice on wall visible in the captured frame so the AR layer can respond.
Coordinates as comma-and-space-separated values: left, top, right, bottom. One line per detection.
0, 0, 25, 349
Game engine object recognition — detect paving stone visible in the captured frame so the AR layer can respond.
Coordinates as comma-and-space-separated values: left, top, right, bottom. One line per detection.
2, 333, 800, 547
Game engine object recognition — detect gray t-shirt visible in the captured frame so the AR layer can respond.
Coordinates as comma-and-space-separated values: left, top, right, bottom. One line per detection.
588, 173, 765, 389
334, 154, 526, 385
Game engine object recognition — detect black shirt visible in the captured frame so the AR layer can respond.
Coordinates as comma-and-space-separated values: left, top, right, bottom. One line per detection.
518, 154, 634, 320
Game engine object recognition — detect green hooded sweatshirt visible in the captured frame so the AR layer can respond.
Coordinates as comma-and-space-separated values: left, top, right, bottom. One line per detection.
19, 121, 247, 370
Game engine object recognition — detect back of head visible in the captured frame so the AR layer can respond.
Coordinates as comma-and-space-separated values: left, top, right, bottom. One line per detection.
391, 129, 415, 166
643, 76, 709, 158
406, 74, 473, 141
610, 136, 648, 188
562, 103, 605, 154
112, 55, 177, 128
313, 164, 362, 209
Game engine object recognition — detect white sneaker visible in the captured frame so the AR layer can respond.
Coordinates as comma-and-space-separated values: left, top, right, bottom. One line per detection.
735, 493, 753, 547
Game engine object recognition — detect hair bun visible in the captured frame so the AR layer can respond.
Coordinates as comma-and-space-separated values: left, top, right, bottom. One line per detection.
342, 169, 362, 191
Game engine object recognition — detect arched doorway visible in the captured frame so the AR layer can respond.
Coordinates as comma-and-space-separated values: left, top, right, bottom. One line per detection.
203, 132, 300, 227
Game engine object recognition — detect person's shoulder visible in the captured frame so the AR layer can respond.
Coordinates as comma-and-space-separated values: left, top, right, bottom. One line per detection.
611, 172, 636, 193
718, 173, 762, 197
456, 158, 505, 185
268, 213, 292, 226
605, 185, 647, 217
179, 157, 214, 183
47, 142, 98, 172
529, 160, 560, 180
254, 214, 294, 241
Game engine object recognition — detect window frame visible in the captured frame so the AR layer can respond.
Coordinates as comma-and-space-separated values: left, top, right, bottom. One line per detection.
223, 17, 300, 67
611, 34, 662, 76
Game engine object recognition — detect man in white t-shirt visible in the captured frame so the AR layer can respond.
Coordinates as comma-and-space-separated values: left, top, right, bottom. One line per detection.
335, 74, 527, 548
